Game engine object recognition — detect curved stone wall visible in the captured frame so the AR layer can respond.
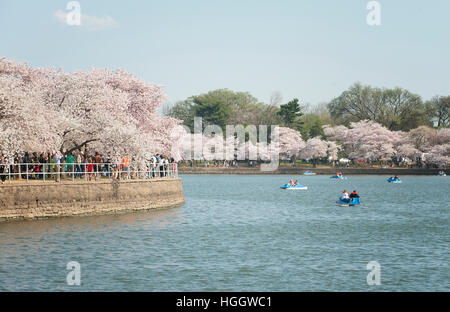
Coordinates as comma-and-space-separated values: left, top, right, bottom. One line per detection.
0, 178, 185, 221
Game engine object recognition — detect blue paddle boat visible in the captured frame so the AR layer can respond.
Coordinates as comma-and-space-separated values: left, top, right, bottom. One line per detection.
387, 177, 401, 183
330, 174, 345, 179
303, 171, 316, 175
437, 171, 447, 176
280, 183, 308, 190
336, 197, 361, 206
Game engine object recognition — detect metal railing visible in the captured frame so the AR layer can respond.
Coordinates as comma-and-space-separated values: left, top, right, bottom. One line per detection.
0, 162, 178, 183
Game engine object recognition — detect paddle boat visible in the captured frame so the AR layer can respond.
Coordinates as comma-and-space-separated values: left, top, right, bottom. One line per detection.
336, 197, 361, 207
330, 174, 345, 179
303, 171, 316, 175
280, 183, 308, 190
387, 177, 402, 183
437, 171, 447, 176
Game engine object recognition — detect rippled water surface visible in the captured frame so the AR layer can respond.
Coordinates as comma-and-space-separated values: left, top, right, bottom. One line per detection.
0, 175, 449, 291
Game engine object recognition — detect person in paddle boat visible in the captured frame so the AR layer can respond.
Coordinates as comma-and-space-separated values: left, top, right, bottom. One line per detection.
340, 190, 350, 203
350, 190, 359, 198
388, 175, 400, 182
289, 179, 294, 186
349, 190, 361, 205
293, 180, 299, 186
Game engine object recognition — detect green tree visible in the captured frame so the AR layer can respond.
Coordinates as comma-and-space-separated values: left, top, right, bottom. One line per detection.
425, 95, 450, 128
191, 92, 232, 130
328, 82, 429, 131
166, 89, 283, 132
382, 87, 429, 130
299, 114, 326, 140
277, 98, 304, 130
166, 99, 195, 129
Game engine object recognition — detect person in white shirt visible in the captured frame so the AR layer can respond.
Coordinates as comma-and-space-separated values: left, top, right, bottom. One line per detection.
55, 151, 62, 182
158, 157, 164, 177
340, 190, 350, 203
76, 152, 83, 178
150, 156, 156, 178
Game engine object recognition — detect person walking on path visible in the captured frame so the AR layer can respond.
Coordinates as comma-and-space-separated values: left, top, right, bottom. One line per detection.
94, 152, 103, 181
75, 152, 83, 179
66, 153, 75, 178
0, 155, 7, 184
122, 155, 130, 179
54, 152, 62, 182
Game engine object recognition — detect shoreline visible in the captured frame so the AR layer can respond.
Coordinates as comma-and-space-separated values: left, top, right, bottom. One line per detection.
0, 178, 185, 222
178, 167, 445, 175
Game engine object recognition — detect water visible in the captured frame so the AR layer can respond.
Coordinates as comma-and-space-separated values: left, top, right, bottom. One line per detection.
0, 175, 448, 291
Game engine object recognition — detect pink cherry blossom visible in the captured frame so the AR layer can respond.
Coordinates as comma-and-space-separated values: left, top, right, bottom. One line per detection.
277, 127, 305, 160
0, 57, 181, 160
300, 137, 328, 160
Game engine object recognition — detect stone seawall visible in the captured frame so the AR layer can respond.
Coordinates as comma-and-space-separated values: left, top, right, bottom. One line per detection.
0, 178, 185, 221
179, 167, 443, 175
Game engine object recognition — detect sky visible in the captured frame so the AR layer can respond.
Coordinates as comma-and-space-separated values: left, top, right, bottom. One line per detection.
1, 0, 449, 107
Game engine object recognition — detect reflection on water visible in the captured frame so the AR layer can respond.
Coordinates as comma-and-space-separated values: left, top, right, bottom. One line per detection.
0, 207, 184, 291
0, 175, 448, 291
0, 207, 182, 240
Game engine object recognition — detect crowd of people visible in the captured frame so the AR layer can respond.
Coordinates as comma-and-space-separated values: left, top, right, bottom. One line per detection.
0, 152, 178, 183
187, 159, 240, 168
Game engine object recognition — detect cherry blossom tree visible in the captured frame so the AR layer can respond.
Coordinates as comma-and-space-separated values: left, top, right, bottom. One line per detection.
0, 60, 60, 156
433, 128, 450, 146
326, 141, 339, 161
297, 137, 329, 166
225, 136, 239, 161
402, 126, 450, 166
300, 137, 328, 159
323, 124, 348, 141
395, 143, 421, 159
340, 120, 401, 161
424, 128, 450, 166
277, 127, 305, 160
425, 144, 450, 167
321, 121, 449, 166
0, 57, 181, 161
202, 134, 225, 161
406, 126, 435, 150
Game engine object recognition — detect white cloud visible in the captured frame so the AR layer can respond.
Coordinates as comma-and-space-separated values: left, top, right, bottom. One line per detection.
54, 10, 119, 30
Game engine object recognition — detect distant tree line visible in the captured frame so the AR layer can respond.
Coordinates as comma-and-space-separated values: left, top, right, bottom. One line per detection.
165, 83, 449, 139
328, 82, 449, 130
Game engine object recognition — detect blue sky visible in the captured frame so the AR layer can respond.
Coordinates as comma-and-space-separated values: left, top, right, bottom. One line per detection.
1, 0, 449, 107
